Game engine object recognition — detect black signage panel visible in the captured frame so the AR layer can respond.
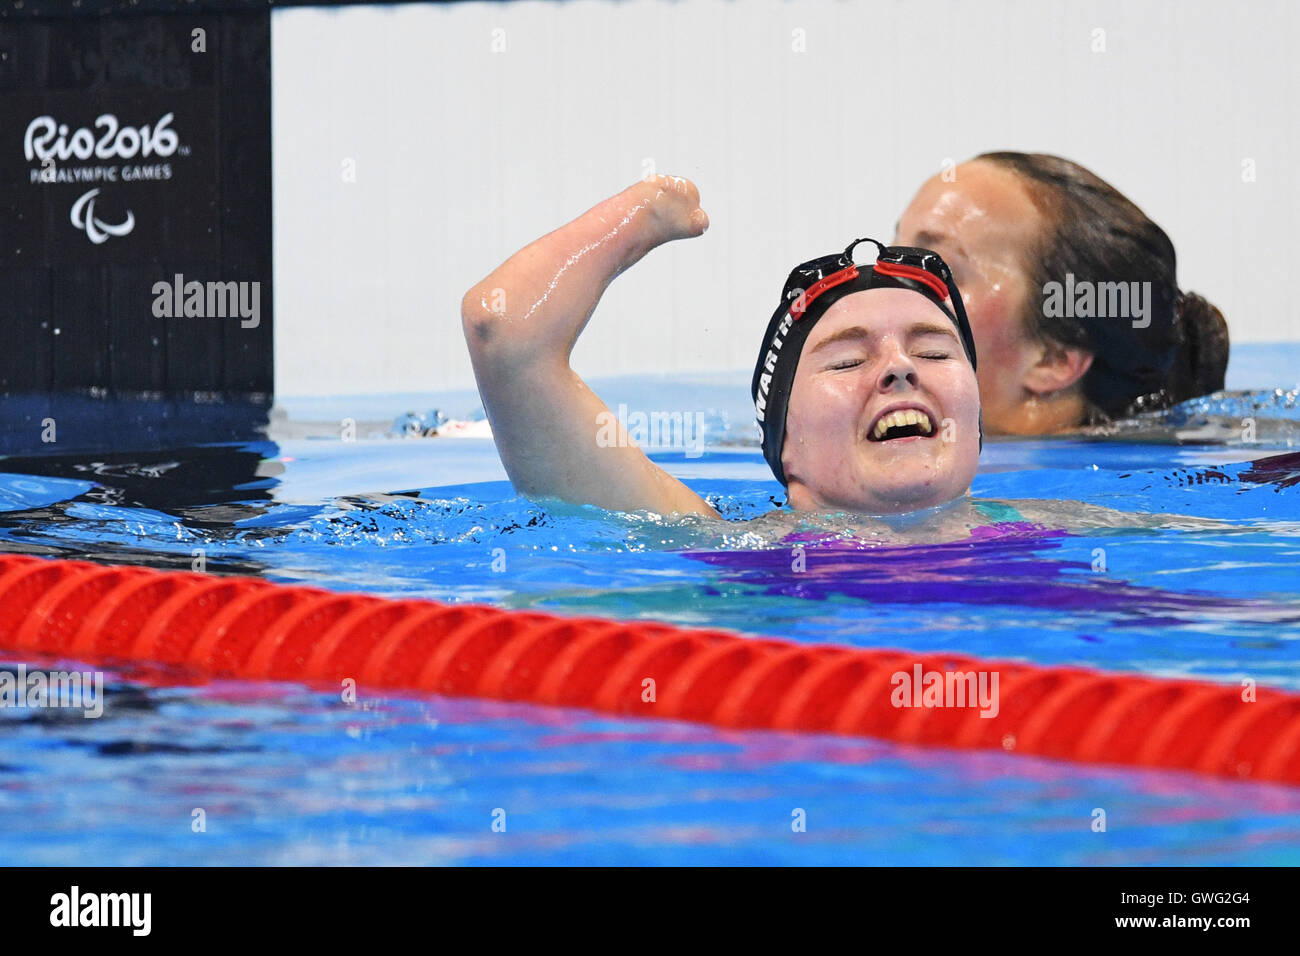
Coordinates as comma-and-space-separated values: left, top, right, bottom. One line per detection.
1, 90, 220, 264
0, 12, 271, 400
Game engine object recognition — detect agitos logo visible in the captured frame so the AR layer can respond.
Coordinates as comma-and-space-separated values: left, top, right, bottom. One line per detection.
23, 111, 186, 246
69, 187, 135, 244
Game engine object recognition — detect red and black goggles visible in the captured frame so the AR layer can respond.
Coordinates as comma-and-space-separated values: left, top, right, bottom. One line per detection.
779, 238, 976, 366
751, 238, 978, 485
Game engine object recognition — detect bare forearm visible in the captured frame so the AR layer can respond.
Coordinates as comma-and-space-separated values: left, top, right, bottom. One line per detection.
461, 179, 687, 362
458, 175, 714, 517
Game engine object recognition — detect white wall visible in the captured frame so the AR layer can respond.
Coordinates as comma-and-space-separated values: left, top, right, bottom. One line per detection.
273, 0, 1299, 397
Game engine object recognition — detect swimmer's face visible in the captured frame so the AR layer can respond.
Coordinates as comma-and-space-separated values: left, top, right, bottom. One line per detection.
781, 287, 981, 515
894, 161, 1050, 433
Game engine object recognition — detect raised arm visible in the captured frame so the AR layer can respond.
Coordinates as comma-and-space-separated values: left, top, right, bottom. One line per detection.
460, 175, 718, 517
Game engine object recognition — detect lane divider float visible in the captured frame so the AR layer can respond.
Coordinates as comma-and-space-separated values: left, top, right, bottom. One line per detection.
1, 553, 1297, 784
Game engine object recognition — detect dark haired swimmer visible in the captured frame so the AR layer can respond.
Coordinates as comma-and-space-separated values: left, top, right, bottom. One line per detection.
462, 176, 982, 521
894, 153, 1230, 433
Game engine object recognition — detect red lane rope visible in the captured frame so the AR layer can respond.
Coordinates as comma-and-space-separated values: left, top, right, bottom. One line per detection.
1, 553, 1298, 785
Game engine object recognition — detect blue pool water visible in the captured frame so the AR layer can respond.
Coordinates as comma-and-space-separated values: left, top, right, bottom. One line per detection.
2, 344, 1300, 865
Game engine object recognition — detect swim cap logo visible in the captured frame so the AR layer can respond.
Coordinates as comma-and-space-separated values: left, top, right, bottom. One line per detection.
755, 311, 795, 422
70, 188, 135, 245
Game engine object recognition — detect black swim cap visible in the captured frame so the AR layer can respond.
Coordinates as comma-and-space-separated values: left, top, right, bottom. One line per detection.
751, 239, 978, 486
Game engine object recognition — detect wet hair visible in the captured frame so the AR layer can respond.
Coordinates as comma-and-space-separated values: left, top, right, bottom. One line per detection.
975, 151, 1229, 420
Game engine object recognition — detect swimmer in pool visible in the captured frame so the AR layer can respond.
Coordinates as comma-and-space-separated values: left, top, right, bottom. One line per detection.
462, 175, 981, 521
461, 175, 1233, 538
893, 153, 1231, 434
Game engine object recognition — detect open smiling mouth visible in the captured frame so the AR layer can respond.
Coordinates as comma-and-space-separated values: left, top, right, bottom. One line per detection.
868, 408, 935, 442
